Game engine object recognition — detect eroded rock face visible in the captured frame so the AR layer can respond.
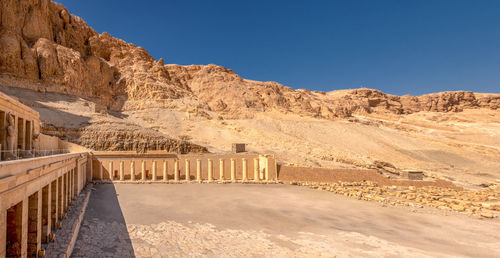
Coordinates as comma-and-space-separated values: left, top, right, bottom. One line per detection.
1, 0, 498, 121
0, 0, 114, 105
41, 121, 208, 153
1, 0, 499, 154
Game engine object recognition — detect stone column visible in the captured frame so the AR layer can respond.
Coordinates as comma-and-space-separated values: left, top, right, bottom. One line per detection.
51, 180, 58, 229
85, 163, 88, 185
61, 174, 66, 212
75, 163, 80, 195
27, 120, 33, 151
109, 161, 113, 181
58, 177, 63, 220
196, 159, 201, 182
185, 159, 190, 181
163, 160, 168, 182
0, 208, 6, 258
174, 159, 179, 182
265, 164, 269, 181
254, 158, 260, 182
75, 168, 78, 197
84, 163, 88, 186
78, 164, 82, 191
74, 168, 77, 198
208, 159, 213, 182
21, 197, 29, 257
230, 158, 236, 182
74, 168, 77, 197
119, 161, 124, 181
219, 159, 224, 182
27, 192, 39, 257
130, 161, 135, 181
76, 164, 80, 193
73, 168, 77, 198
87, 157, 93, 183
37, 189, 42, 254
99, 161, 103, 180
152, 161, 157, 181
65, 172, 69, 210
46, 183, 52, 242
68, 170, 73, 202
242, 158, 248, 182
20, 118, 26, 154
71, 169, 75, 199
72, 169, 75, 199
141, 160, 146, 181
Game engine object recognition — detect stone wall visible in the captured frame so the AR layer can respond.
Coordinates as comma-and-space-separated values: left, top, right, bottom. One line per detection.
36, 133, 89, 156
278, 165, 460, 189
38, 134, 59, 150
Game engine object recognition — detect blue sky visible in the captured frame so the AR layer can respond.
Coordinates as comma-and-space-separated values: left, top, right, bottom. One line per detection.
58, 0, 500, 95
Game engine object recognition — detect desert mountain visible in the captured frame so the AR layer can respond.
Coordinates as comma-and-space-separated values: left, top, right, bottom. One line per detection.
1, 0, 499, 186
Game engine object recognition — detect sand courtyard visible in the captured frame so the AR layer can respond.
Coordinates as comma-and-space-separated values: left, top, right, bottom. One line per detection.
71, 184, 500, 257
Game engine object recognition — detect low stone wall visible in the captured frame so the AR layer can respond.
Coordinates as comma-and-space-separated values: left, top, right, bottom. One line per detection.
38, 134, 60, 150
278, 166, 461, 189
39, 133, 89, 153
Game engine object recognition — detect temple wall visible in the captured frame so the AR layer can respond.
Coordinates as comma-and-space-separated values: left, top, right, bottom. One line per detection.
38, 134, 60, 150
38, 133, 89, 153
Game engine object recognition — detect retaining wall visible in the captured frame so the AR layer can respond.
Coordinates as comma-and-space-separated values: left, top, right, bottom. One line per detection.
278, 165, 460, 189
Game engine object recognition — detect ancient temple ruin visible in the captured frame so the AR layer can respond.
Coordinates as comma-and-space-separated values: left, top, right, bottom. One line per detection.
0, 92, 277, 257
0, 92, 40, 161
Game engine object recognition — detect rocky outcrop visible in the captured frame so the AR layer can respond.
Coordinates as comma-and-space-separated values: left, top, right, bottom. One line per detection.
41, 120, 207, 153
0, 0, 500, 124
327, 89, 500, 116
1, 0, 498, 123
0, 0, 116, 106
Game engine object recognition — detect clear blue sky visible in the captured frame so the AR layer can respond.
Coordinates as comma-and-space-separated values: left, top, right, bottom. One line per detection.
58, 0, 500, 95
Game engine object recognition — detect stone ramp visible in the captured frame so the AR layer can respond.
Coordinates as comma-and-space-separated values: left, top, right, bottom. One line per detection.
45, 186, 91, 258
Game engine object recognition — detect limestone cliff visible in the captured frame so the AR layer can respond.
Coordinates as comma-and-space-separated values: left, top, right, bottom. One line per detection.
42, 121, 207, 153
2, 0, 500, 186
1, 0, 498, 122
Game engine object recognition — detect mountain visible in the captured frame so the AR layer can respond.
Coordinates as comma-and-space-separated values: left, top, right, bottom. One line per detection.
1, 0, 499, 186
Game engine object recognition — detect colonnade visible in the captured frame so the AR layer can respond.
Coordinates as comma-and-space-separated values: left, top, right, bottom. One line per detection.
0, 153, 88, 257
94, 157, 271, 183
0, 92, 40, 161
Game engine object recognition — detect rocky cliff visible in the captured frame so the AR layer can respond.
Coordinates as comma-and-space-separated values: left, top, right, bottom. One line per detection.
41, 118, 208, 153
1, 0, 499, 122
1, 0, 500, 167
2, 0, 500, 186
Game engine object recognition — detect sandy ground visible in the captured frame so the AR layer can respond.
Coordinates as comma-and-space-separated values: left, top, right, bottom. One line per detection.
72, 184, 500, 257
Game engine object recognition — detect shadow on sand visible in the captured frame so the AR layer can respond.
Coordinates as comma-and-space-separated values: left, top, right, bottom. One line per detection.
71, 184, 135, 257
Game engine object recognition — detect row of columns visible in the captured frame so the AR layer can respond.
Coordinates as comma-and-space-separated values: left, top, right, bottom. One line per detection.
97, 158, 269, 182
2, 160, 87, 257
